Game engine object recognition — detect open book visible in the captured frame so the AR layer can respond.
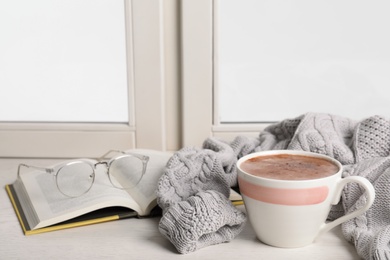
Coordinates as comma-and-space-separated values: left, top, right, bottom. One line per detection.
6, 149, 172, 235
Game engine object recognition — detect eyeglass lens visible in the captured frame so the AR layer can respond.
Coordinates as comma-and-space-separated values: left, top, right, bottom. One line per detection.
108, 155, 144, 189
56, 161, 95, 197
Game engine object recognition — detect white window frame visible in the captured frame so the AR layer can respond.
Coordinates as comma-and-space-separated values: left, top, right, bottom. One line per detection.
181, 0, 268, 147
0, 0, 167, 158
182, 0, 390, 148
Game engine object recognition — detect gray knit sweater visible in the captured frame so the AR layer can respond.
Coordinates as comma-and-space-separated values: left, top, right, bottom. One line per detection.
157, 113, 390, 259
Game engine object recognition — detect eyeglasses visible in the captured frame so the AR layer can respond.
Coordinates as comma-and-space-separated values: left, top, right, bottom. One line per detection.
17, 150, 149, 198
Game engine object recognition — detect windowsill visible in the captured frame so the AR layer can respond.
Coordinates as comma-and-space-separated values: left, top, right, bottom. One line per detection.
0, 157, 360, 259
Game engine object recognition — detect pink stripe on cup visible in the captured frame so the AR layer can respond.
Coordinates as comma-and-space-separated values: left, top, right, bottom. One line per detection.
238, 177, 329, 206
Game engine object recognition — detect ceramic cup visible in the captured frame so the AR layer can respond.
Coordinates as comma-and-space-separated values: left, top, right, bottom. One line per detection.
237, 150, 375, 248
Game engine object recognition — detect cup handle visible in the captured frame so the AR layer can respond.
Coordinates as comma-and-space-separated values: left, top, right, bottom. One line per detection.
317, 176, 375, 237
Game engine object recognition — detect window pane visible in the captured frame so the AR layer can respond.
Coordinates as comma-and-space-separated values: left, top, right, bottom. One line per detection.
217, 0, 390, 122
0, 0, 128, 123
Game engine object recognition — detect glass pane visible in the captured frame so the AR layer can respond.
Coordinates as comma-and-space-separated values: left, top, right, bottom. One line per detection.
217, 0, 390, 123
0, 0, 128, 123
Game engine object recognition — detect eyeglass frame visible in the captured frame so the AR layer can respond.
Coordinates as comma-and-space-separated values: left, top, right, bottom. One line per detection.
17, 150, 150, 198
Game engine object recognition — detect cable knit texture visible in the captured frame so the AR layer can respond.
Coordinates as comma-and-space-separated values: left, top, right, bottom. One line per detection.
157, 136, 258, 254
157, 113, 390, 259
159, 190, 247, 254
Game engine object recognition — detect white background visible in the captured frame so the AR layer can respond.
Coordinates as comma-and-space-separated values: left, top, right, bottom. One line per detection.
0, 0, 129, 123
217, 0, 390, 122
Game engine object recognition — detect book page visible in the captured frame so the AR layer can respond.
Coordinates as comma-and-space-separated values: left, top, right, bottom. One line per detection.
120, 149, 172, 215
19, 159, 142, 230
16, 150, 172, 229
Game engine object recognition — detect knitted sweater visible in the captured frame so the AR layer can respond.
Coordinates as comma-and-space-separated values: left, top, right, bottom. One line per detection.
157, 113, 390, 259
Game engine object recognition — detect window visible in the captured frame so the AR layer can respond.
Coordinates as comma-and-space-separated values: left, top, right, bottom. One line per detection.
0, 0, 169, 157
1, 0, 129, 123
5, 0, 385, 155
182, 0, 390, 146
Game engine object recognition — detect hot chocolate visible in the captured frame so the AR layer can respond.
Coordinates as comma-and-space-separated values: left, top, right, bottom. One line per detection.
240, 153, 339, 180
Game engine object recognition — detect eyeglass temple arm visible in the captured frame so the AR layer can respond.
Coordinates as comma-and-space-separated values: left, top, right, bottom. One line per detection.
97, 150, 125, 161
17, 164, 55, 178
97, 150, 150, 163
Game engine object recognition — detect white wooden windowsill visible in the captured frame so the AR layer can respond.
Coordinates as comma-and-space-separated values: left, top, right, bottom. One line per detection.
0, 158, 360, 259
